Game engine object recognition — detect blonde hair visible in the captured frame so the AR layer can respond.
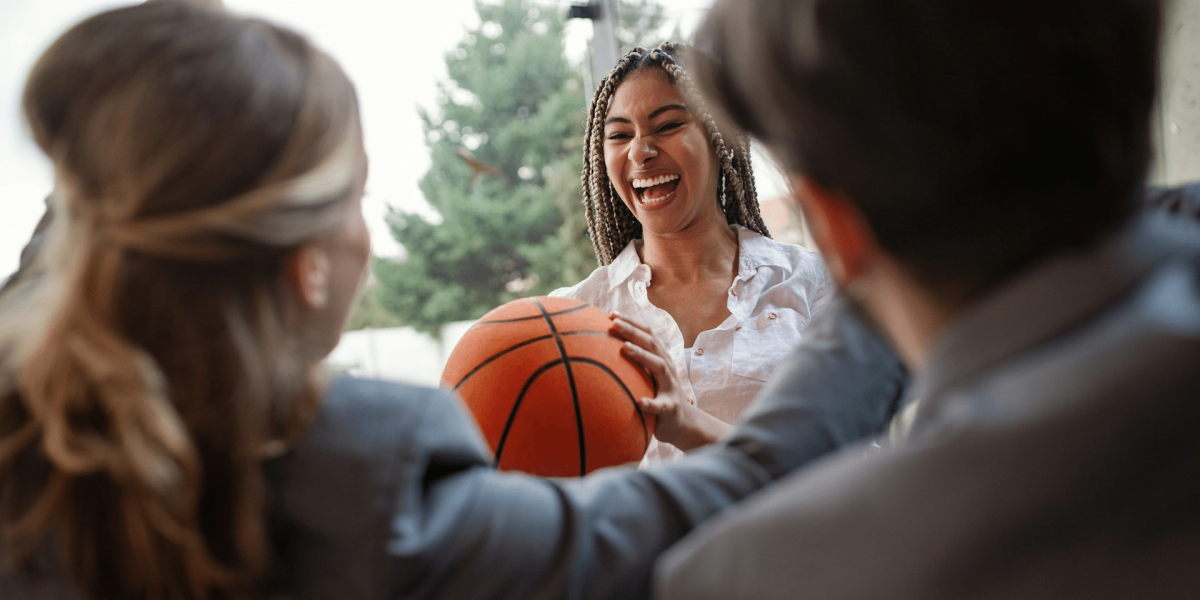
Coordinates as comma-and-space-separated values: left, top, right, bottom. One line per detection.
580, 43, 767, 265
0, 2, 363, 598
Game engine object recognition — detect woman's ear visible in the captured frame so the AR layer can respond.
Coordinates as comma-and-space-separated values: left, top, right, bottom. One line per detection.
287, 245, 332, 309
788, 175, 880, 286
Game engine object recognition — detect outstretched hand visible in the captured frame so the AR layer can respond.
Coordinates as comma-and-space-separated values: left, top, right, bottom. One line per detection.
609, 312, 732, 452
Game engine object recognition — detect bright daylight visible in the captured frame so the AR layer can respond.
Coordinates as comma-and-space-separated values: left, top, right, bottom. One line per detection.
0, 0, 1197, 598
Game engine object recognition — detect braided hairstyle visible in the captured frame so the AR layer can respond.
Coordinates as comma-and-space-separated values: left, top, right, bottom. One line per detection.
581, 42, 768, 265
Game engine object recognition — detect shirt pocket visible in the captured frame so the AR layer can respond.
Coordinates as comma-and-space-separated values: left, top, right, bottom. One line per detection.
730, 308, 807, 382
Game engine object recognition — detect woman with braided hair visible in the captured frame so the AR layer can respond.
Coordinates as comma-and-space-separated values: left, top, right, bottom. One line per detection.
0, 4, 875, 599
553, 44, 833, 464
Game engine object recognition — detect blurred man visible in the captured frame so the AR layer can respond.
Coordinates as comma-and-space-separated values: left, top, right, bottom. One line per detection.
658, 0, 1200, 598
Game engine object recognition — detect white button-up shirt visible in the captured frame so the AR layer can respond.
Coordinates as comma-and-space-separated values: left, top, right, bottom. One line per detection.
551, 226, 833, 465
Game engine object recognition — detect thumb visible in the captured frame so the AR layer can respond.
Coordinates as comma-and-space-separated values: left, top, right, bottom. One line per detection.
637, 395, 672, 416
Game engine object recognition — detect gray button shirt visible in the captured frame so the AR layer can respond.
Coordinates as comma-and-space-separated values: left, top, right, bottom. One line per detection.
1, 296, 905, 599
656, 213, 1200, 599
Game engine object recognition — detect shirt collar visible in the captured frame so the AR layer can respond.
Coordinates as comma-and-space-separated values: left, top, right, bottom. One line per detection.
735, 225, 793, 278
911, 213, 1200, 415
606, 239, 648, 290
606, 225, 791, 290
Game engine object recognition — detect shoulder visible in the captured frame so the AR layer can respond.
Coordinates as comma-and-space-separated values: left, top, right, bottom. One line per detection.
660, 223, 1200, 600
314, 376, 458, 449
550, 240, 643, 308
655, 440, 900, 599
322, 374, 449, 414
659, 344, 1196, 600
737, 228, 834, 311
550, 262, 612, 303
268, 376, 490, 512
308, 375, 493, 463
267, 376, 493, 597
738, 227, 829, 284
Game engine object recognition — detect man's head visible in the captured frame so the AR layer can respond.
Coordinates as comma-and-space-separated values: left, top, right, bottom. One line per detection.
693, 0, 1162, 306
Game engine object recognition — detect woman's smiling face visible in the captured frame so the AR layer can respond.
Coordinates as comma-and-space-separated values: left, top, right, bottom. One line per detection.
602, 68, 722, 235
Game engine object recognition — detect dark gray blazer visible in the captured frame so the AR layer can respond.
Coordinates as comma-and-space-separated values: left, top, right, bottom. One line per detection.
0, 297, 904, 599
657, 213, 1200, 599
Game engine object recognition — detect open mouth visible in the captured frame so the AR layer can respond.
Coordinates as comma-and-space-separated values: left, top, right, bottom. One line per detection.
632, 174, 680, 204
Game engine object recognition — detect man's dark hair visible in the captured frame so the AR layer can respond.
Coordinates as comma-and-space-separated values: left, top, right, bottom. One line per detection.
693, 0, 1163, 303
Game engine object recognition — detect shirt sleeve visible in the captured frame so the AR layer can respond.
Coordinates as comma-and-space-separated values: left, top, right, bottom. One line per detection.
385, 295, 907, 599
654, 296, 911, 599
386, 390, 775, 600
801, 250, 837, 317
547, 265, 605, 300
720, 294, 907, 479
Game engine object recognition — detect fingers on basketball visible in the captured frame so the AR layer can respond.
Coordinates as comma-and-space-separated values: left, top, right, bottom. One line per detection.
443, 297, 657, 477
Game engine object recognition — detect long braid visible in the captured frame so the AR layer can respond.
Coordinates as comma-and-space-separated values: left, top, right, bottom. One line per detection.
580, 86, 604, 261
730, 136, 767, 234
662, 48, 766, 239
580, 43, 769, 266
584, 46, 634, 265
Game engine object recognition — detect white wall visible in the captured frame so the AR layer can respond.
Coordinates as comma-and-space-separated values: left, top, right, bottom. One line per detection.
327, 320, 476, 387
1155, 0, 1200, 184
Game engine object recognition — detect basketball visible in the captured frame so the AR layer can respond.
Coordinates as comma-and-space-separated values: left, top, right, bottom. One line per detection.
442, 296, 656, 477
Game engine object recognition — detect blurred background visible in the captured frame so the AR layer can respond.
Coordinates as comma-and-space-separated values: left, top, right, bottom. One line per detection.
3, 0, 1199, 385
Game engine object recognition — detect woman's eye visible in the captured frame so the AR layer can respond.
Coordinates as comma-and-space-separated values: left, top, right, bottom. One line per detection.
658, 122, 683, 132
606, 131, 631, 141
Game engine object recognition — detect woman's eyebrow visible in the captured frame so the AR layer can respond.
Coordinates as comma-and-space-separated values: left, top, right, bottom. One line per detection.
604, 103, 689, 126
648, 103, 688, 119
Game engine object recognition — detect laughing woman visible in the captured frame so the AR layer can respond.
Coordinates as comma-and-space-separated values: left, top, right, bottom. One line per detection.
554, 44, 833, 464
0, 4, 874, 599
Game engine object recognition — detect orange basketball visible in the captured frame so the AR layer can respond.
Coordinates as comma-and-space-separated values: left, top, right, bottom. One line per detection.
442, 296, 656, 477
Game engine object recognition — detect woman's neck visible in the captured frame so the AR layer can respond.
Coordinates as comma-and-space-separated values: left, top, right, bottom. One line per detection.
638, 219, 739, 285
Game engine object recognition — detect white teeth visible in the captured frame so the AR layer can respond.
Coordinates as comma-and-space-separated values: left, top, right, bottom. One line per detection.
640, 189, 674, 204
632, 174, 680, 188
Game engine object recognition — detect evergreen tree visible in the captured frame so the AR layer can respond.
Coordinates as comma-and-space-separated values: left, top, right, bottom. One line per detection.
344, 284, 401, 331
374, 0, 666, 336
374, 0, 585, 335
615, 0, 672, 53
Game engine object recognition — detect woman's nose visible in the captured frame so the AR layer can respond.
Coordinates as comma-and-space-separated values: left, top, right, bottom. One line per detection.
629, 136, 657, 167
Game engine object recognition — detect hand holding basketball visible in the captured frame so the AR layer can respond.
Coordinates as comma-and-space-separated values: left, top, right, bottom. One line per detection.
442, 297, 655, 477
612, 313, 733, 452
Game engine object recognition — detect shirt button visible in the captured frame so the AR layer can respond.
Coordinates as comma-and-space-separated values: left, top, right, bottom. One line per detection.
769, 312, 778, 320
695, 348, 704, 356
685, 396, 695, 405
735, 326, 742, 331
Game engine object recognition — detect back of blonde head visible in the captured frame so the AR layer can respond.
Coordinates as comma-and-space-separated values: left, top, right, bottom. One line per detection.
0, 2, 363, 598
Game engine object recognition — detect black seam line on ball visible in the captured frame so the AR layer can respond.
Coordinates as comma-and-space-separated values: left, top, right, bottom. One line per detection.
494, 358, 564, 469
474, 301, 590, 326
451, 331, 608, 391
533, 297, 587, 477
569, 357, 651, 451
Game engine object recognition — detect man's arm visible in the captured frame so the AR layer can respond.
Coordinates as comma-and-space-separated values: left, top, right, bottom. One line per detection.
387, 295, 908, 599
1144, 183, 1200, 220
718, 294, 908, 479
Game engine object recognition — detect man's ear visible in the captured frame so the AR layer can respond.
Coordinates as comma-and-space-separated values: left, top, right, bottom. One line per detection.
288, 245, 332, 309
789, 175, 879, 286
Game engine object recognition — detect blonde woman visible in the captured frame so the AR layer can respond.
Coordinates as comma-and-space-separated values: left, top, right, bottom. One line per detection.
0, 3, 880, 598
